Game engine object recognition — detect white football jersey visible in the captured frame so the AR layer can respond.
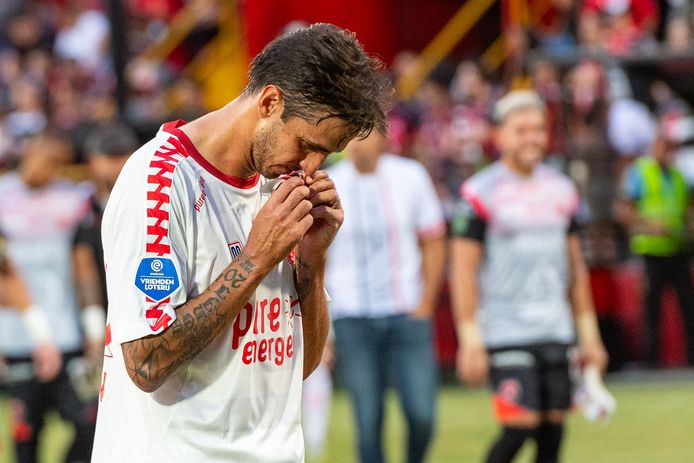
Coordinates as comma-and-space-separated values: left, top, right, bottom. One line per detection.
0, 174, 90, 356
92, 121, 305, 463
325, 154, 445, 319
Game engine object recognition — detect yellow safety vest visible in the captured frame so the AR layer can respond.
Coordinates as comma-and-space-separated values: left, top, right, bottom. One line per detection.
630, 156, 689, 256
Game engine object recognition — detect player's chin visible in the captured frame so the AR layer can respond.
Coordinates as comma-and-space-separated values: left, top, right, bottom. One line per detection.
518, 147, 543, 166
265, 165, 300, 179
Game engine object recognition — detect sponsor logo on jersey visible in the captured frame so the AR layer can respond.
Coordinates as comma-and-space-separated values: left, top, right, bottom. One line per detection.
230, 297, 300, 366
194, 176, 207, 212
134, 257, 180, 301
228, 241, 243, 259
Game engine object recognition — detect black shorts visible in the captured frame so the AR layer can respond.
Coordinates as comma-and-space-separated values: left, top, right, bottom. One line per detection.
0, 351, 96, 462
488, 343, 574, 421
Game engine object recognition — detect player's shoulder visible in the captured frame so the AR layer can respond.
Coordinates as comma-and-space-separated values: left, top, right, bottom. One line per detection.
537, 163, 577, 191
462, 161, 504, 198
380, 153, 431, 181
380, 152, 422, 170
326, 157, 357, 185
0, 171, 20, 192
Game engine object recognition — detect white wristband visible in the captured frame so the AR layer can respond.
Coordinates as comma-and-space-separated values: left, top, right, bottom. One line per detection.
21, 305, 52, 344
81, 304, 106, 341
456, 321, 483, 347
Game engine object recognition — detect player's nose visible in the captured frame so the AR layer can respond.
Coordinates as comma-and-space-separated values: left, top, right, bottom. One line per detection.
299, 152, 325, 177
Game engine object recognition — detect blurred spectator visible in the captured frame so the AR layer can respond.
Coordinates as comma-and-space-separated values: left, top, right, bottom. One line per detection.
579, 0, 659, 54
412, 62, 463, 210
664, 15, 694, 52
607, 98, 656, 159
0, 129, 97, 462
1, 8, 52, 56
529, 57, 565, 155
448, 61, 496, 189
387, 50, 422, 157
54, 0, 111, 73
326, 131, 446, 463
4, 78, 47, 149
532, 0, 579, 56
617, 105, 694, 367
166, 75, 207, 122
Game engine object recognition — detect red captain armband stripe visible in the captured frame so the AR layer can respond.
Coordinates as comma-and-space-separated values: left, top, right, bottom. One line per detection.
460, 185, 490, 222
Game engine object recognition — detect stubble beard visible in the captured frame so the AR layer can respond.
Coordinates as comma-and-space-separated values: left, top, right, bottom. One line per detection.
251, 119, 282, 178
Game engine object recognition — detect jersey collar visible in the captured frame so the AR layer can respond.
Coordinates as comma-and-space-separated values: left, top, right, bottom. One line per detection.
161, 120, 260, 189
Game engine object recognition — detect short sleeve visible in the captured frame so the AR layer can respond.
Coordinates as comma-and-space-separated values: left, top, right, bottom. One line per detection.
413, 164, 446, 240
103, 146, 191, 345
622, 166, 643, 201
450, 197, 487, 241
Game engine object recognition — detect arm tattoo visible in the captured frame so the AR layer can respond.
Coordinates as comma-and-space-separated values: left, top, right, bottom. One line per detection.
294, 259, 315, 301
123, 258, 255, 391
240, 259, 255, 273
223, 268, 247, 288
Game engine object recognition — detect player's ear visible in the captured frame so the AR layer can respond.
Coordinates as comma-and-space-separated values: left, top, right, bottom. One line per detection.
257, 85, 284, 120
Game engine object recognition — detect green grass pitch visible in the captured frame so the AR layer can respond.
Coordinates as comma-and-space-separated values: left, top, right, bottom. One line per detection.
1, 380, 693, 462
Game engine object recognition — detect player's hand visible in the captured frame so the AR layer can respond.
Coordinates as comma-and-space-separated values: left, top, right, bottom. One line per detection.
0, 263, 31, 309
581, 339, 609, 374
321, 338, 335, 369
84, 339, 104, 361
246, 176, 313, 268
297, 171, 343, 264
32, 343, 62, 383
409, 302, 434, 320
457, 342, 489, 387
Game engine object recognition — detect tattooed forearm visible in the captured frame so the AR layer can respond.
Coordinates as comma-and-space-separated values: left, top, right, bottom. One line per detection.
224, 269, 247, 288
240, 259, 255, 273
294, 259, 315, 301
293, 256, 329, 379
122, 256, 258, 393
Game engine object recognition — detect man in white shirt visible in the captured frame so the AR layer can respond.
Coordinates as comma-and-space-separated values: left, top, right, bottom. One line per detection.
92, 23, 391, 463
325, 131, 446, 463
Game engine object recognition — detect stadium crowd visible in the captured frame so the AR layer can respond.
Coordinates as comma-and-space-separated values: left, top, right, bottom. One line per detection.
0, 0, 693, 462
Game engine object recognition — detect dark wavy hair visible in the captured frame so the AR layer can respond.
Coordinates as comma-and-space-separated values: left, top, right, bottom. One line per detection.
244, 23, 392, 139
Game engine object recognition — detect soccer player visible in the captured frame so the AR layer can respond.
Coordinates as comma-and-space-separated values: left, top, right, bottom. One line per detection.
91, 24, 390, 462
450, 90, 608, 463
0, 130, 97, 463
325, 131, 446, 463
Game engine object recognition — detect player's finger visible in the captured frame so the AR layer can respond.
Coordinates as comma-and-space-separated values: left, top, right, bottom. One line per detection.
280, 185, 311, 210
304, 170, 329, 186
307, 176, 335, 195
309, 189, 340, 207
268, 176, 306, 204
309, 206, 343, 227
296, 213, 315, 235
288, 199, 313, 223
